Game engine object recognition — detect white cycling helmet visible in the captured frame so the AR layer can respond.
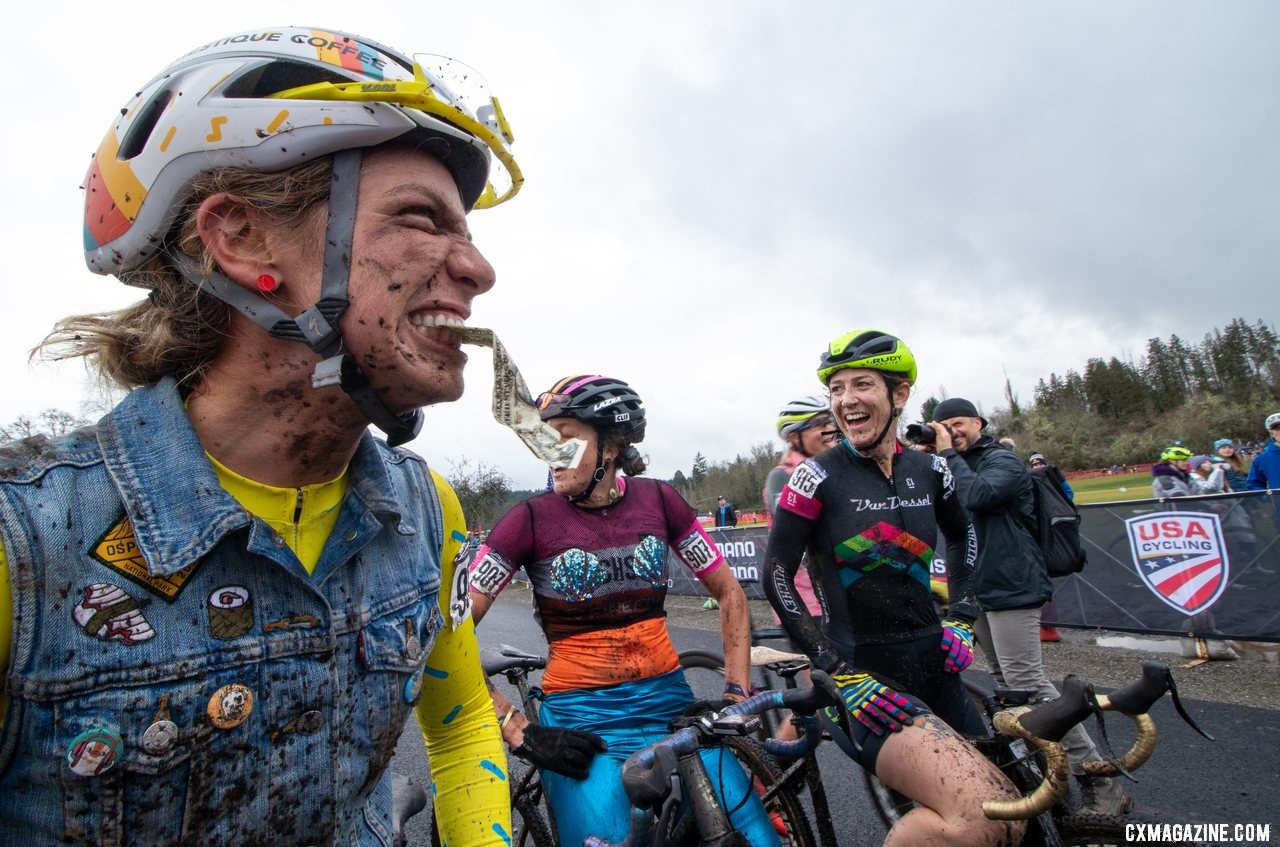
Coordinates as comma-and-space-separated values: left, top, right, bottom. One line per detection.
84, 26, 521, 276
776, 395, 831, 438
1267, 412, 1280, 430
81, 27, 522, 447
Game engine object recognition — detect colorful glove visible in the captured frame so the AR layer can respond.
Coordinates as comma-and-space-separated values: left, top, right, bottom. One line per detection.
940, 619, 975, 673
831, 667, 917, 736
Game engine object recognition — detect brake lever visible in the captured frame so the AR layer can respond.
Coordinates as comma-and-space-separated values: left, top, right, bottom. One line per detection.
1162, 667, 1215, 741
1085, 685, 1135, 781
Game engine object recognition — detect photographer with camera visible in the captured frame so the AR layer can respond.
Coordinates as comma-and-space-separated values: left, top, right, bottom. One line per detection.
929, 399, 1131, 815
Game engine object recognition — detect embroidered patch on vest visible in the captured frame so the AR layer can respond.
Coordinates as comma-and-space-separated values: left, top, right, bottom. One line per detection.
207, 585, 254, 639
90, 515, 197, 602
73, 583, 155, 645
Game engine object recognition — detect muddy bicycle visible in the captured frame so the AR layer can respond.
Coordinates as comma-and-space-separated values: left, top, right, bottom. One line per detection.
864, 661, 1214, 846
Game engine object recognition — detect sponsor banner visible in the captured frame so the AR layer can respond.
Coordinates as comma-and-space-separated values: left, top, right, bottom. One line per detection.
667, 526, 771, 600
1045, 491, 1279, 643
671, 493, 1279, 643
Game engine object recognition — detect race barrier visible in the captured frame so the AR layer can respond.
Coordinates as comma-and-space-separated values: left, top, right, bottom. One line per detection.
1047, 491, 1279, 642
667, 491, 1280, 643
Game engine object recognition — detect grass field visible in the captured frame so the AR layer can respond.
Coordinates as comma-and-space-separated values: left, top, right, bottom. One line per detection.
1069, 472, 1155, 504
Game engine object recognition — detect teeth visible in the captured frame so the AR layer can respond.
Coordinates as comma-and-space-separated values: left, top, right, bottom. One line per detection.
410, 313, 466, 328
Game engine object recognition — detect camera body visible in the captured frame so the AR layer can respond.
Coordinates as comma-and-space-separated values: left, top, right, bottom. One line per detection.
903, 422, 936, 446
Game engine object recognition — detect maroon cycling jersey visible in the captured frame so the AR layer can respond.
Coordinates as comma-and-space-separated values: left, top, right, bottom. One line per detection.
470, 477, 724, 641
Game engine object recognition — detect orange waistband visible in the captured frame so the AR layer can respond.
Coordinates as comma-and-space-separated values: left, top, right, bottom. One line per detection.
542, 617, 680, 693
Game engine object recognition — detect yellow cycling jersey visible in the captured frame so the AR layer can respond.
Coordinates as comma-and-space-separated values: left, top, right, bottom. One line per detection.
0, 463, 509, 846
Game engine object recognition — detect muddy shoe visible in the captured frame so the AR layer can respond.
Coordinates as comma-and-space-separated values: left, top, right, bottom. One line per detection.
1076, 775, 1133, 816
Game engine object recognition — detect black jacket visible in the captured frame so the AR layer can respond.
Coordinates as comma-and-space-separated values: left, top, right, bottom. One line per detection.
941, 437, 1052, 611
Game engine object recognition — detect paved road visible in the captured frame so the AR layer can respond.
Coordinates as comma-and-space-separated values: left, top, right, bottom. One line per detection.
393, 588, 1280, 846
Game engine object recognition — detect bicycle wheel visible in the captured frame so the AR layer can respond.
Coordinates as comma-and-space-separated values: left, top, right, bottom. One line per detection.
512, 788, 556, 847
725, 736, 818, 847
679, 648, 727, 703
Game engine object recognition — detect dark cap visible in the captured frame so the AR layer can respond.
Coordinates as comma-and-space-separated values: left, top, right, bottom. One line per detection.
931, 397, 985, 426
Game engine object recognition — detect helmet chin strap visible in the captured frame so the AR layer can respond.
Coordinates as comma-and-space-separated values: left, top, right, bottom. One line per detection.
568, 439, 609, 504
170, 149, 422, 447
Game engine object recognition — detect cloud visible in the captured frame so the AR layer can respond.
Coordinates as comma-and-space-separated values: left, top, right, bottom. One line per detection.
2, 1, 1276, 492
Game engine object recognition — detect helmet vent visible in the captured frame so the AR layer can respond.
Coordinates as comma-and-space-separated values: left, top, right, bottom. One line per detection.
118, 87, 175, 161
224, 60, 350, 98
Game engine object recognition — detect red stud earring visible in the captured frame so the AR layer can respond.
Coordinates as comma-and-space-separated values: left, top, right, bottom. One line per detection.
256, 273, 279, 293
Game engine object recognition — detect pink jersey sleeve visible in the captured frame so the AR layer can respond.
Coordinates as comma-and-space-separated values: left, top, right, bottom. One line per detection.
672, 521, 725, 577
777, 458, 827, 521
655, 481, 725, 577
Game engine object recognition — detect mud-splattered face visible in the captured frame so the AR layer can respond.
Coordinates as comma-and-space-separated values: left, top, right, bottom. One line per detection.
828, 368, 907, 452
273, 147, 496, 413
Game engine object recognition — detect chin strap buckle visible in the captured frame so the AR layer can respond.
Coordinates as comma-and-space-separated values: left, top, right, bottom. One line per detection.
312, 355, 345, 390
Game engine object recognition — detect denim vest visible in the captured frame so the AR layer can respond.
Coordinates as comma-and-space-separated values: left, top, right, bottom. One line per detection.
0, 379, 443, 846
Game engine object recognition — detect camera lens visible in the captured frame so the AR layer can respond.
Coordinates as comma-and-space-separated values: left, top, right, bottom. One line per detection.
905, 423, 935, 445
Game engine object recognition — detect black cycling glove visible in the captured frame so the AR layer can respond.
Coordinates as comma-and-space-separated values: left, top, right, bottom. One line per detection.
513, 724, 608, 780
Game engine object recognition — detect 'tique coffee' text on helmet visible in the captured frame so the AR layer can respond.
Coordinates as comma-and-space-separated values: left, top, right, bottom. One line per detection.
536, 376, 647, 441
1161, 446, 1193, 462
84, 26, 521, 276
817, 329, 918, 386
776, 395, 831, 438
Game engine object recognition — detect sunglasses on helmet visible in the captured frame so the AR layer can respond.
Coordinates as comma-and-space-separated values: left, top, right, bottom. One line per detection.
534, 391, 574, 418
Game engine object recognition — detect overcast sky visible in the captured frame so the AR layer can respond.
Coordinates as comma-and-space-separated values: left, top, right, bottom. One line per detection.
2, 2, 1276, 491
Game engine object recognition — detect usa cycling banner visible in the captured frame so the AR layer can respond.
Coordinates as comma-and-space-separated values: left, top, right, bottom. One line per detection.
1045, 491, 1279, 642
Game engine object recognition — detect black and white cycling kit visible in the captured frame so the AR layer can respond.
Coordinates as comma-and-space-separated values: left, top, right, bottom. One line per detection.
764, 442, 986, 753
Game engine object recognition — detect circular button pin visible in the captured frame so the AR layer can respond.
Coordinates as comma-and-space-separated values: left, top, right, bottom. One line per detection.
404, 670, 424, 705
208, 683, 255, 730
296, 710, 324, 735
405, 634, 422, 660
140, 719, 179, 755
67, 727, 122, 777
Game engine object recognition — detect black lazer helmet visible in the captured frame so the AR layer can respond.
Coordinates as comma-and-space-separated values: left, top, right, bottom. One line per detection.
536, 375, 646, 441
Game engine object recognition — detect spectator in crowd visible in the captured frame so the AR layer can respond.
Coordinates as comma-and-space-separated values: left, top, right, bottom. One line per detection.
1029, 452, 1074, 500
1211, 439, 1251, 492
1151, 446, 1195, 499
1028, 451, 1072, 643
1247, 412, 1280, 532
1188, 455, 1227, 494
713, 495, 738, 527
930, 398, 1132, 815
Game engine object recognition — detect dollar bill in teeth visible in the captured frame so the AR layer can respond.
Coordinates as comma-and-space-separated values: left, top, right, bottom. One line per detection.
457, 327, 588, 470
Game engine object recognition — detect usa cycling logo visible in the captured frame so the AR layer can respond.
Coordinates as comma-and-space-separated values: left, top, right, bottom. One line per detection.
1124, 511, 1229, 615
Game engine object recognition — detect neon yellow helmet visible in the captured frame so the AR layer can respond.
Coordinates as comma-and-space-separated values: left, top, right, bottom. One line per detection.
1160, 446, 1193, 462
817, 329, 918, 385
